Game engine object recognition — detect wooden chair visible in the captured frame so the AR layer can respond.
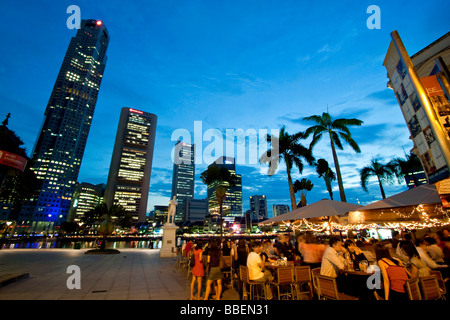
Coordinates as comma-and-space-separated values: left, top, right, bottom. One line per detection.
405, 278, 422, 300
221, 256, 234, 287
268, 267, 295, 300
316, 275, 358, 300
419, 275, 442, 300
311, 267, 321, 299
239, 265, 266, 300
429, 270, 447, 300
293, 266, 312, 300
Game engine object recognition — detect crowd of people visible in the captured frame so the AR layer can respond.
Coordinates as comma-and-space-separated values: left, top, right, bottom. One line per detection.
179, 228, 450, 300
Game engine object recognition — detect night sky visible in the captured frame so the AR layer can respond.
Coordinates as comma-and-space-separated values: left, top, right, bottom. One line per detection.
1, 0, 449, 217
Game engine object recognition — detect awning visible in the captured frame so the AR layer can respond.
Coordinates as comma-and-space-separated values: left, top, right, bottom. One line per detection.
259, 199, 363, 226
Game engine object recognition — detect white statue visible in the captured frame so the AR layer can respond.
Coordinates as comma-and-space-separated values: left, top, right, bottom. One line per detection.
167, 196, 177, 224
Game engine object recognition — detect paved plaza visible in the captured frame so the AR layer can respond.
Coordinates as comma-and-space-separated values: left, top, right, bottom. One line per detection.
0, 248, 239, 300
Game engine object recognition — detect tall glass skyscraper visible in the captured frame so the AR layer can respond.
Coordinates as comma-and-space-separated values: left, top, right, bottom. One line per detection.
24, 20, 109, 233
104, 108, 157, 224
207, 156, 242, 221
171, 141, 195, 223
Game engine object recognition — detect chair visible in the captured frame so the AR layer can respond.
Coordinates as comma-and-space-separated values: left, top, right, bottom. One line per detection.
293, 266, 312, 300
268, 267, 295, 300
419, 275, 442, 300
405, 278, 422, 300
239, 265, 266, 300
429, 270, 447, 300
221, 256, 234, 287
316, 275, 358, 300
310, 267, 321, 299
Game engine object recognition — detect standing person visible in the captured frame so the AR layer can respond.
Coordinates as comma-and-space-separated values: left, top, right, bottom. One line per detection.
246, 241, 273, 300
234, 239, 249, 299
375, 243, 409, 300
203, 240, 224, 300
190, 241, 205, 300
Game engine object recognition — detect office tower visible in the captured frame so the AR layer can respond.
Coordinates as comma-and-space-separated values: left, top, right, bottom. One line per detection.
25, 19, 109, 233
272, 204, 290, 217
104, 108, 157, 224
68, 182, 105, 224
249, 195, 268, 222
152, 205, 169, 225
206, 156, 242, 222
186, 198, 208, 222
171, 141, 195, 223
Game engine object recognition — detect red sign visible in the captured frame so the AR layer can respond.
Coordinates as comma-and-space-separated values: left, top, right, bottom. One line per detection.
0, 150, 27, 172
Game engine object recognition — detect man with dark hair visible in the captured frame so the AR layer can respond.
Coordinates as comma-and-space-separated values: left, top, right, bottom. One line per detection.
320, 237, 345, 277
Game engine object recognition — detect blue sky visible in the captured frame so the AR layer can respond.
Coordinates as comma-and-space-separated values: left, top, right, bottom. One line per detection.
1, 1, 449, 217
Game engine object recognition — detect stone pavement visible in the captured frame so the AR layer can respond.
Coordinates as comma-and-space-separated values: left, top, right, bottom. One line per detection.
0, 248, 240, 300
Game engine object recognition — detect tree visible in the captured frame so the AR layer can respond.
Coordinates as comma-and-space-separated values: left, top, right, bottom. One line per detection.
200, 164, 240, 237
260, 126, 314, 210
389, 151, 424, 187
316, 158, 336, 200
360, 159, 396, 199
303, 112, 363, 202
293, 178, 314, 207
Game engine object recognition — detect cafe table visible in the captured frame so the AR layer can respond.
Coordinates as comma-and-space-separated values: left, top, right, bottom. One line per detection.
339, 268, 376, 300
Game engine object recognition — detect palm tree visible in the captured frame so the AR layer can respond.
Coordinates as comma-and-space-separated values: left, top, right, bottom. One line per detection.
360, 159, 396, 199
260, 126, 314, 210
200, 164, 240, 237
316, 158, 336, 200
83, 203, 128, 250
389, 151, 425, 187
303, 112, 363, 202
293, 178, 314, 207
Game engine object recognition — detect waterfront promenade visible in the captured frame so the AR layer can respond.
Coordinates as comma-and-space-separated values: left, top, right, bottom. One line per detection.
0, 248, 239, 300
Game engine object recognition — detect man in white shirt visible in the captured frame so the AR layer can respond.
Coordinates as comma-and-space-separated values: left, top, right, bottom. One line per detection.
247, 241, 273, 299
320, 237, 345, 277
416, 239, 448, 269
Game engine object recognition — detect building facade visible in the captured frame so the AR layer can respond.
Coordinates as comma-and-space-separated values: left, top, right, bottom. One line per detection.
272, 204, 290, 217
384, 31, 450, 186
249, 195, 268, 222
186, 198, 208, 222
68, 182, 105, 224
206, 156, 242, 222
104, 108, 157, 224
21, 20, 109, 233
171, 141, 195, 223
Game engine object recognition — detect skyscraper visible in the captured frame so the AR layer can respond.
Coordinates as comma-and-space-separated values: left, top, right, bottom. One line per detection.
171, 141, 195, 223
249, 195, 268, 222
68, 182, 105, 224
24, 19, 109, 233
206, 156, 242, 222
104, 108, 157, 224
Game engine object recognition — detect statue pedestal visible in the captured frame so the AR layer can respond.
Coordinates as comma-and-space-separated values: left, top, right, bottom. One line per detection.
160, 223, 178, 258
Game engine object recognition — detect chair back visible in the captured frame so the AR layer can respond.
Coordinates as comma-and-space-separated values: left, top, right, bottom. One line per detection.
419, 275, 441, 300
405, 278, 421, 300
317, 275, 338, 300
276, 267, 294, 285
429, 270, 446, 295
222, 256, 232, 268
311, 267, 321, 295
294, 266, 311, 283
239, 265, 249, 283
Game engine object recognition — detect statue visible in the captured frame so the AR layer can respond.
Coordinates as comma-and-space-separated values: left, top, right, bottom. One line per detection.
167, 196, 177, 224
